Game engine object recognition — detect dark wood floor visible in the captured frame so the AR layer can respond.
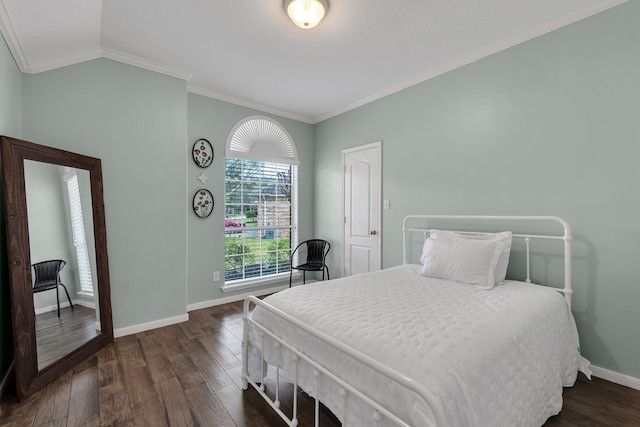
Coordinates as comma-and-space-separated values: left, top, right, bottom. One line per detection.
1, 300, 639, 426
36, 305, 98, 370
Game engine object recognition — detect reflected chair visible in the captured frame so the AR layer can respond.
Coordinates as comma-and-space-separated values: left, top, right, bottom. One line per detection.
32, 260, 73, 318
289, 239, 330, 288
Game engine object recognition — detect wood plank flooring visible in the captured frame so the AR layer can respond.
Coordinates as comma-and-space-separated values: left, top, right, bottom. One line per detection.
1, 300, 639, 426
36, 305, 98, 370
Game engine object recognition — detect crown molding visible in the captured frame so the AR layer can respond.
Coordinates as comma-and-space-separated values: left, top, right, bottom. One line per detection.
0, 2, 192, 82
188, 83, 314, 125
102, 48, 193, 81
313, 0, 629, 123
26, 48, 103, 74
1, 0, 628, 124
0, 0, 31, 72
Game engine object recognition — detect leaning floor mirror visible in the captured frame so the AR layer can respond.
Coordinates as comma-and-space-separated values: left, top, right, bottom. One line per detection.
1, 136, 113, 400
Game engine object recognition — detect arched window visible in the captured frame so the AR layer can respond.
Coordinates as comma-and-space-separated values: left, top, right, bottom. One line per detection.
223, 116, 299, 288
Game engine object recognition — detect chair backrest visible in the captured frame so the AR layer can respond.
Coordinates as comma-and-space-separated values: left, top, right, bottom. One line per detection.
32, 260, 66, 291
295, 239, 330, 265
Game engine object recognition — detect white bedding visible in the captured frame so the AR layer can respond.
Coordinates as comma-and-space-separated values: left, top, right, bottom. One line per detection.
248, 265, 585, 427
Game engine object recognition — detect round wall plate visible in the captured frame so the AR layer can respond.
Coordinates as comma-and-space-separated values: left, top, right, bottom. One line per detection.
192, 138, 213, 168
193, 189, 214, 218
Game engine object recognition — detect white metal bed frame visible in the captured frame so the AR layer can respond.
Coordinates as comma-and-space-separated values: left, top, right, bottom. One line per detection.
242, 215, 573, 427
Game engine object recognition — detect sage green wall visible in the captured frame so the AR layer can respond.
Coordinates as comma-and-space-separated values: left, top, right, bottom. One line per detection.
314, 2, 640, 378
187, 94, 315, 304
24, 161, 78, 309
21, 58, 189, 329
0, 32, 21, 386
2, 0, 637, 387
18, 59, 316, 329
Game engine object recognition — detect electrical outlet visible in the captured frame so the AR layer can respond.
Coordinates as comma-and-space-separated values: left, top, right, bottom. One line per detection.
213, 271, 220, 281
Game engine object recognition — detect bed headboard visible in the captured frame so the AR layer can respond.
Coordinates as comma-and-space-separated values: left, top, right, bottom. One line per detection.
402, 215, 573, 306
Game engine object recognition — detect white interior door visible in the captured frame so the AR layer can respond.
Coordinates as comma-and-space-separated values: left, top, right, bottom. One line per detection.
343, 142, 381, 276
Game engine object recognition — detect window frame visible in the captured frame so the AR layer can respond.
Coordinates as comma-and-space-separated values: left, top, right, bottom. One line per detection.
63, 167, 94, 296
222, 116, 299, 292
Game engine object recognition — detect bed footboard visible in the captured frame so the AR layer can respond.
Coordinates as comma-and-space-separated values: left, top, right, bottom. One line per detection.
241, 296, 440, 427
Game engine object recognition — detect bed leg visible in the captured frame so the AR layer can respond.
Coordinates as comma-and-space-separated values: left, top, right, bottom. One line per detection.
242, 298, 250, 390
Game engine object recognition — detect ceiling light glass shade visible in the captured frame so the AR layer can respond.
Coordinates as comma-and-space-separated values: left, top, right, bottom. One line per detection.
285, 0, 328, 29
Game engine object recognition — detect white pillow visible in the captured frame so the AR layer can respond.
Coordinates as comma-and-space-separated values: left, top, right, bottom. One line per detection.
419, 233, 507, 289
429, 229, 513, 283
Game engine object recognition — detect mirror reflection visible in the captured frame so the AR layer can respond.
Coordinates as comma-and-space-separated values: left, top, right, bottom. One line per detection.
24, 160, 100, 370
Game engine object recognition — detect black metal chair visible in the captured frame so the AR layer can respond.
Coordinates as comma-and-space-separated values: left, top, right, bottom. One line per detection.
32, 260, 73, 317
289, 239, 330, 288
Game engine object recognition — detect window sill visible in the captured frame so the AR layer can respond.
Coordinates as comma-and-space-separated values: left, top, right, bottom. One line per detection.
221, 272, 300, 293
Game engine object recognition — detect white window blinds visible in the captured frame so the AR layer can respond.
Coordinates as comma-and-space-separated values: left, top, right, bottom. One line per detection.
64, 168, 94, 295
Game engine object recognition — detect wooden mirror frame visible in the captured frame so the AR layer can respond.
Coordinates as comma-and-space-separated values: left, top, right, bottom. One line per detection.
1, 136, 113, 400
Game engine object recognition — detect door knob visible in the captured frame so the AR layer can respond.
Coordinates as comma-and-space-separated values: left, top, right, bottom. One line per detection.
370, 230, 377, 235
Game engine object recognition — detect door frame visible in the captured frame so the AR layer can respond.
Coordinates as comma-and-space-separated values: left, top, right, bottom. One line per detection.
341, 141, 382, 277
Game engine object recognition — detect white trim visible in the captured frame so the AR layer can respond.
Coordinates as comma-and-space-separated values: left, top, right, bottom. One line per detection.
26, 48, 103, 74
187, 284, 288, 312
0, 0, 626, 123
114, 313, 189, 338
0, 0, 30, 72
221, 272, 299, 293
591, 364, 640, 391
65, 170, 95, 294
224, 150, 300, 167
34, 298, 97, 315
102, 48, 193, 81
74, 297, 95, 310
34, 301, 72, 315
312, 0, 630, 124
341, 140, 382, 155
188, 84, 314, 124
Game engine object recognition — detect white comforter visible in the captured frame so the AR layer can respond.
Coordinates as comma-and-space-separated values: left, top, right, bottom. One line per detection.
248, 265, 585, 427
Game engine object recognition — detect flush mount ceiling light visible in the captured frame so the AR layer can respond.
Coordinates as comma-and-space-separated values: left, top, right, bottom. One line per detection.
284, 0, 329, 29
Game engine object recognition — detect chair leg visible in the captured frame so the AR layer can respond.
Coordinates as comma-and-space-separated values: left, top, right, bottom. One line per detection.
326, 266, 330, 281
303, 271, 306, 284
59, 284, 73, 312
56, 286, 61, 317
289, 269, 293, 288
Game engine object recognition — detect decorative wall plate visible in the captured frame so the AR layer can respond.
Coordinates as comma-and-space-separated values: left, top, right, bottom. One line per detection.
193, 189, 214, 218
192, 138, 213, 168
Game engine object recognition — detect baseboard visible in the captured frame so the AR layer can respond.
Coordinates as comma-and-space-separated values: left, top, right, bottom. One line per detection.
0, 360, 15, 399
33, 299, 95, 315
34, 301, 72, 315
74, 298, 95, 309
591, 364, 640, 391
187, 284, 288, 312
114, 313, 189, 338
114, 283, 290, 338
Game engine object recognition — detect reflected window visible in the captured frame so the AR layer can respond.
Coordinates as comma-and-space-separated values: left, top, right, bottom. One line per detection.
64, 168, 94, 295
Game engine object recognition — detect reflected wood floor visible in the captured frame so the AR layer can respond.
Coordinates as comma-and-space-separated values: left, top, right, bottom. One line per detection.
2, 300, 640, 426
36, 305, 98, 370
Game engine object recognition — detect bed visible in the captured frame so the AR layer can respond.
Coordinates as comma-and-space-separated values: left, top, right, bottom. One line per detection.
241, 215, 591, 427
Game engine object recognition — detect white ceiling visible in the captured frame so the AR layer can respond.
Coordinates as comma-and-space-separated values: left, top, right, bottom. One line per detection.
0, 0, 627, 124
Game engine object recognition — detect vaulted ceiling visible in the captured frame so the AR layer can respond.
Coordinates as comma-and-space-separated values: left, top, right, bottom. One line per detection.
0, 0, 627, 123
